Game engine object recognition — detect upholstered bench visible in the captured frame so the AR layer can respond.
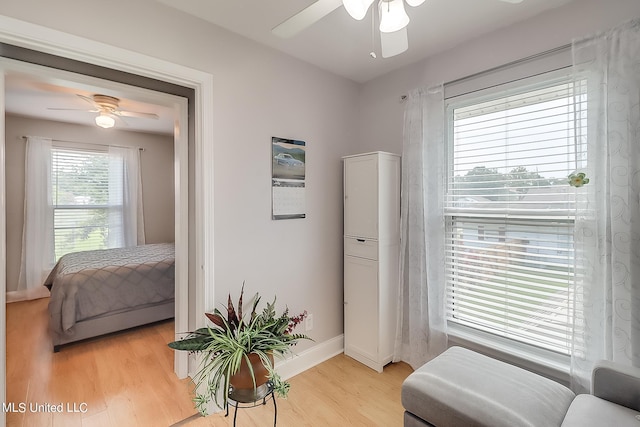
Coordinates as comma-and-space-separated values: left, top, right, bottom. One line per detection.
402, 346, 574, 427
401, 346, 640, 427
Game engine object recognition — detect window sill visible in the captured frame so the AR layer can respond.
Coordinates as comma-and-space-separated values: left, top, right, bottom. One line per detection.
447, 322, 571, 386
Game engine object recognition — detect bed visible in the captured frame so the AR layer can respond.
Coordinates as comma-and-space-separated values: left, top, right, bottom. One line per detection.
45, 242, 175, 351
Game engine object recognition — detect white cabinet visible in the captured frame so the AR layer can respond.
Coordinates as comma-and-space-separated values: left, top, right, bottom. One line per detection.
343, 152, 400, 373
344, 155, 379, 239
344, 255, 379, 363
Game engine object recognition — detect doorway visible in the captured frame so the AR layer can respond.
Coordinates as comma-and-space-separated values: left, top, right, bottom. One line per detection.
0, 16, 215, 422
1, 55, 190, 360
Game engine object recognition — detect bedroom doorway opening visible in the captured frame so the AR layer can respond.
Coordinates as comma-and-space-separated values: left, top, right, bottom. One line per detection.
0, 45, 195, 382
0, 19, 216, 419
0, 55, 191, 366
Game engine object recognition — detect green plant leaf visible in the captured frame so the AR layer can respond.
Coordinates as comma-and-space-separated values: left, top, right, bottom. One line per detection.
168, 328, 216, 352
168, 287, 313, 411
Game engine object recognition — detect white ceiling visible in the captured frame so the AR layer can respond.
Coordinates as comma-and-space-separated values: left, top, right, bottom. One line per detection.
154, 0, 577, 83
3, 0, 576, 133
4, 70, 176, 135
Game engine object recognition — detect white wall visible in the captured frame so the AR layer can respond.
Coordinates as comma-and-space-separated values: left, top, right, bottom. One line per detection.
4, 114, 175, 292
0, 0, 359, 351
354, 0, 640, 155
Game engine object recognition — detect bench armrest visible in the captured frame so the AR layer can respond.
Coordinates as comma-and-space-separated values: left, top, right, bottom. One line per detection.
592, 360, 640, 411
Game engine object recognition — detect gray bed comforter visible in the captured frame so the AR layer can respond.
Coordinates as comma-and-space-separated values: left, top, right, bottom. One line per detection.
45, 243, 175, 335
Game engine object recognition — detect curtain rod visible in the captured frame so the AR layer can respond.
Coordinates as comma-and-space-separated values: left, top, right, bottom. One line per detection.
20, 136, 145, 151
444, 43, 571, 87
399, 43, 572, 101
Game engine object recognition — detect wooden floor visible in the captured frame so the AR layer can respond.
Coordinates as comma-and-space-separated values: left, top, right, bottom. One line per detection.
6, 298, 413, 426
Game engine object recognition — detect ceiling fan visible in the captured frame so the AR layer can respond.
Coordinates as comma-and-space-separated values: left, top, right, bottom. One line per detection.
49, 94, 159, 128
272, 0, 524, 58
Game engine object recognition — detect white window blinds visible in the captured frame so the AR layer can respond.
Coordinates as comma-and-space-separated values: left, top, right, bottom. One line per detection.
51, 147, 112, 259
445, 75, 586, 355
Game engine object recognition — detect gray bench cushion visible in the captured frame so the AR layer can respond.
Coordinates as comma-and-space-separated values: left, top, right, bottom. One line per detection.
402, 346, 575, 427
561, 394, 640, 427
404, 411, 435, 427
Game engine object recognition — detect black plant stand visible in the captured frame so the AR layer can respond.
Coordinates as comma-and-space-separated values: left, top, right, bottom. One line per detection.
225, 381, 277, 427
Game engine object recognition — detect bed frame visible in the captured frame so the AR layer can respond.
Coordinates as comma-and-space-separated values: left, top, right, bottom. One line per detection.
52, 300, 174, 352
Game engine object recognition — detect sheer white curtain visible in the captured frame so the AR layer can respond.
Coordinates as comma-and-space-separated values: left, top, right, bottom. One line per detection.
108, 146, 145, 248
14, 136, 54, 301
571, 18, 640, 392
393, 85, 448, 369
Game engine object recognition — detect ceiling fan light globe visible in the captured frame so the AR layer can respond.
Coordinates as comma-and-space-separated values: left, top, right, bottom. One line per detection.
405, 0, 426, 6
380, 26, 408, 58
343, 0, 375, 20
95, 113, 115, 129
379, 0, 410, 33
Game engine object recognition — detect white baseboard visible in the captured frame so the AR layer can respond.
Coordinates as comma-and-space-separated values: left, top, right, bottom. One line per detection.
275, 334, 344, 380
6, 287, 50, 303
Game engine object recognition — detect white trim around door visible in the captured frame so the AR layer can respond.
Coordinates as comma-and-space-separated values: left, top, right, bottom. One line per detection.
0, 14, 215, 426
0, 70, 6, 427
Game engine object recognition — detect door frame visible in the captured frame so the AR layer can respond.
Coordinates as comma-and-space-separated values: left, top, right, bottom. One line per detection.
0, 14, 215, 422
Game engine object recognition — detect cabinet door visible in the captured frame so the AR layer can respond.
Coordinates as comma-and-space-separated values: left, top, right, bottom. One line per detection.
344, 255, 379, 363
344, 155, 378, 239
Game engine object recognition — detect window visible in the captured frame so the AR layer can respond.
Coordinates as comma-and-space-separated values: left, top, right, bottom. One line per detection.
51, 146, 126, 260
445, 73, 586, 355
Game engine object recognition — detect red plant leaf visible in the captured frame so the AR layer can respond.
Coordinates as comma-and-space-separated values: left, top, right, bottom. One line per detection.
237, 282, 245, 324
204, 312, 225, 329
227, 293, 239, 330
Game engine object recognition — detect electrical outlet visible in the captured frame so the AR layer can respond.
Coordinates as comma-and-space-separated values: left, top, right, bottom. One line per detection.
306, 313, 314, 331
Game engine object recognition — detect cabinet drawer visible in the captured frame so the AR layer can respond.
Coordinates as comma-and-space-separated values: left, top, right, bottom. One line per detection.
344, 237, 378, 260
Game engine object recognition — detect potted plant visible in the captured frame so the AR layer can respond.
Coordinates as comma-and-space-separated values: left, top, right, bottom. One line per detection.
168, 286, 311, 415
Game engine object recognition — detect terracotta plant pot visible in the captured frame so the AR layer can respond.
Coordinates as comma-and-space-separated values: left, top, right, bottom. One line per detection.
229, 352, 274, 391
228, 352, 275, 403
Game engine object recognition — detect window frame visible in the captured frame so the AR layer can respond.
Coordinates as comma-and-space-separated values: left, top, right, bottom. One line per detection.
443, 68, 581, 374
50, 142, 124, 261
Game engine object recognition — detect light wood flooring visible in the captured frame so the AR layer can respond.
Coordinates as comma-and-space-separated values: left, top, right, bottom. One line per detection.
6, 298, 413, 426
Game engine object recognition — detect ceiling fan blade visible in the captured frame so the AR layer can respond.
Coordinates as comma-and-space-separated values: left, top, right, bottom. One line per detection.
47, 107, 99, 113
272, 0, 343, 38
116, 110, 159, 120
77, 94, 100, 108
380, 27, 408, 58
113, 115, 130, 127
497, 0, 524, 3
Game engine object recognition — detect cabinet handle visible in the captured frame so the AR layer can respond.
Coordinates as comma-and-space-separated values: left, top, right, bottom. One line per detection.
356, 238, 365, 243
